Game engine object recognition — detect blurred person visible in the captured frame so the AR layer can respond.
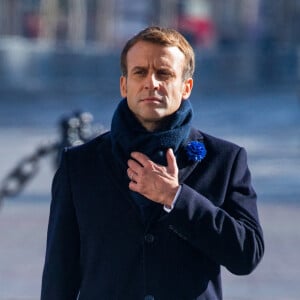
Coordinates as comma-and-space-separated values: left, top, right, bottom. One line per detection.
41, 26, 264, 300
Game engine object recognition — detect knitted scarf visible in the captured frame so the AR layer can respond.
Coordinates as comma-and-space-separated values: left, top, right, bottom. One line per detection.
110, 98, 193, 222
111, 98, 193, 168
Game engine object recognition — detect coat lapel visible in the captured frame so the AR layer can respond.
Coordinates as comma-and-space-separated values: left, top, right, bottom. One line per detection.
178, 128, 205, 183
96, 134, 145, 223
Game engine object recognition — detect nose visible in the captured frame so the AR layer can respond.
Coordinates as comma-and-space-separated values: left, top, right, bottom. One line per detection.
144, 73, 159, 90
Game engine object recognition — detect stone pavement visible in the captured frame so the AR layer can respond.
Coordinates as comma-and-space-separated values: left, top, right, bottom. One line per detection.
0, 198, 300, 300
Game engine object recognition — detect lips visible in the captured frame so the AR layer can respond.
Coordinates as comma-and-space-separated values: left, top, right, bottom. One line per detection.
140, 97, 162, 102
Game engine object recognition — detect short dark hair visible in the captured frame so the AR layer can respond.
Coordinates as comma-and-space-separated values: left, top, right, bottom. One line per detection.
120, 26, 195, 80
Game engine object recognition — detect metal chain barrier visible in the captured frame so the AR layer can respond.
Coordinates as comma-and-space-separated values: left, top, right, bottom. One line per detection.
0, 111, 104, 207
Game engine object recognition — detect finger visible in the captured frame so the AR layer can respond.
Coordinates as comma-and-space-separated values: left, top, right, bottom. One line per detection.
127, 168, 135, 181
128, 179, 138, 192
130, 152, 150, 167
127, 158, 143, 174
166, 148, 178, 175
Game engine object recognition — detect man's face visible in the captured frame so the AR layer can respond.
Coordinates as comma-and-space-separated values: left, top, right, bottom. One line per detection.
120, 41, 193, 131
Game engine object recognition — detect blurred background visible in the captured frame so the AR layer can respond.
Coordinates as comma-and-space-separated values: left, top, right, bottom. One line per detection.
0, 0, 299, 299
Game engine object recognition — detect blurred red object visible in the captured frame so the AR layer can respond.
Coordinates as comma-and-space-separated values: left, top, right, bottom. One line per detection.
179, 16, 215, 48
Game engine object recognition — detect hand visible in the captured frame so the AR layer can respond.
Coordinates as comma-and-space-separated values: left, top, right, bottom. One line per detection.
127, 148, 179, 207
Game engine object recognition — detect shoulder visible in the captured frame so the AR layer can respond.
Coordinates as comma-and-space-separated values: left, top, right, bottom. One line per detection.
63, 131, 112, 162
67, 131, 110, 152
57, 131, 113, 174
191, 128, 240, 150
189, 129, 251, 185
190, 128, 244, 160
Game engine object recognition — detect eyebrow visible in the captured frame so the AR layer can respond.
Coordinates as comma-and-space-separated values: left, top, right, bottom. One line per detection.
131, 66, 147, 72
130, 65, 175, 73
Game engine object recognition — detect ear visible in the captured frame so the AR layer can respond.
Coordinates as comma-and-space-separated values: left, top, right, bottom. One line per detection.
182, 78, 193, 100
120, 76, 127, 98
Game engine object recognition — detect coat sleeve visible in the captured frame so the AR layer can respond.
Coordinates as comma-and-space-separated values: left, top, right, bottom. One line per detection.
41, 150, 81, 299
167, 147, 264, 275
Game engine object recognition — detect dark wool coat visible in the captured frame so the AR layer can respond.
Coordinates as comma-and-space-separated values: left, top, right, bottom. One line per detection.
41, 129, 264, 300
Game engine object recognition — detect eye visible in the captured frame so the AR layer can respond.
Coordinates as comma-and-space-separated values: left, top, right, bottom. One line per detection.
133, 68, 147, 76
157, 69, 173, 79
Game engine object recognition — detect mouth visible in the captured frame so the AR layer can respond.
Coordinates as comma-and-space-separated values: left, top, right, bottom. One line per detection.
140, 97, 162, 103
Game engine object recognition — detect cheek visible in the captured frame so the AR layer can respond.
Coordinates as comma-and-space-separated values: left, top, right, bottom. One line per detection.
126, 81, 142, 95
168, 83, 185, 99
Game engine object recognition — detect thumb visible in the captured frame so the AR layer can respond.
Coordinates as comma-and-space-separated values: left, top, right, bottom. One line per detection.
166, 148, 178, 175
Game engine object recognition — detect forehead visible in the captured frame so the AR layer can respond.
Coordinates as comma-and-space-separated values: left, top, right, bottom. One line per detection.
126, 41, 185, 69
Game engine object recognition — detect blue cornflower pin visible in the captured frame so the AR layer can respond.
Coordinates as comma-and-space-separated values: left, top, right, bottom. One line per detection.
186, 141, 207, 162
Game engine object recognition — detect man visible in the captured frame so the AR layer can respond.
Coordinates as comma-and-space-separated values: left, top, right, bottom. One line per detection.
41, 26, 264, 299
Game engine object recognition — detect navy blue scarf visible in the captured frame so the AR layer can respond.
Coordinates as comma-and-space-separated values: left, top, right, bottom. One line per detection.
110, 98, 193, 222
111, 98, 193, 169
